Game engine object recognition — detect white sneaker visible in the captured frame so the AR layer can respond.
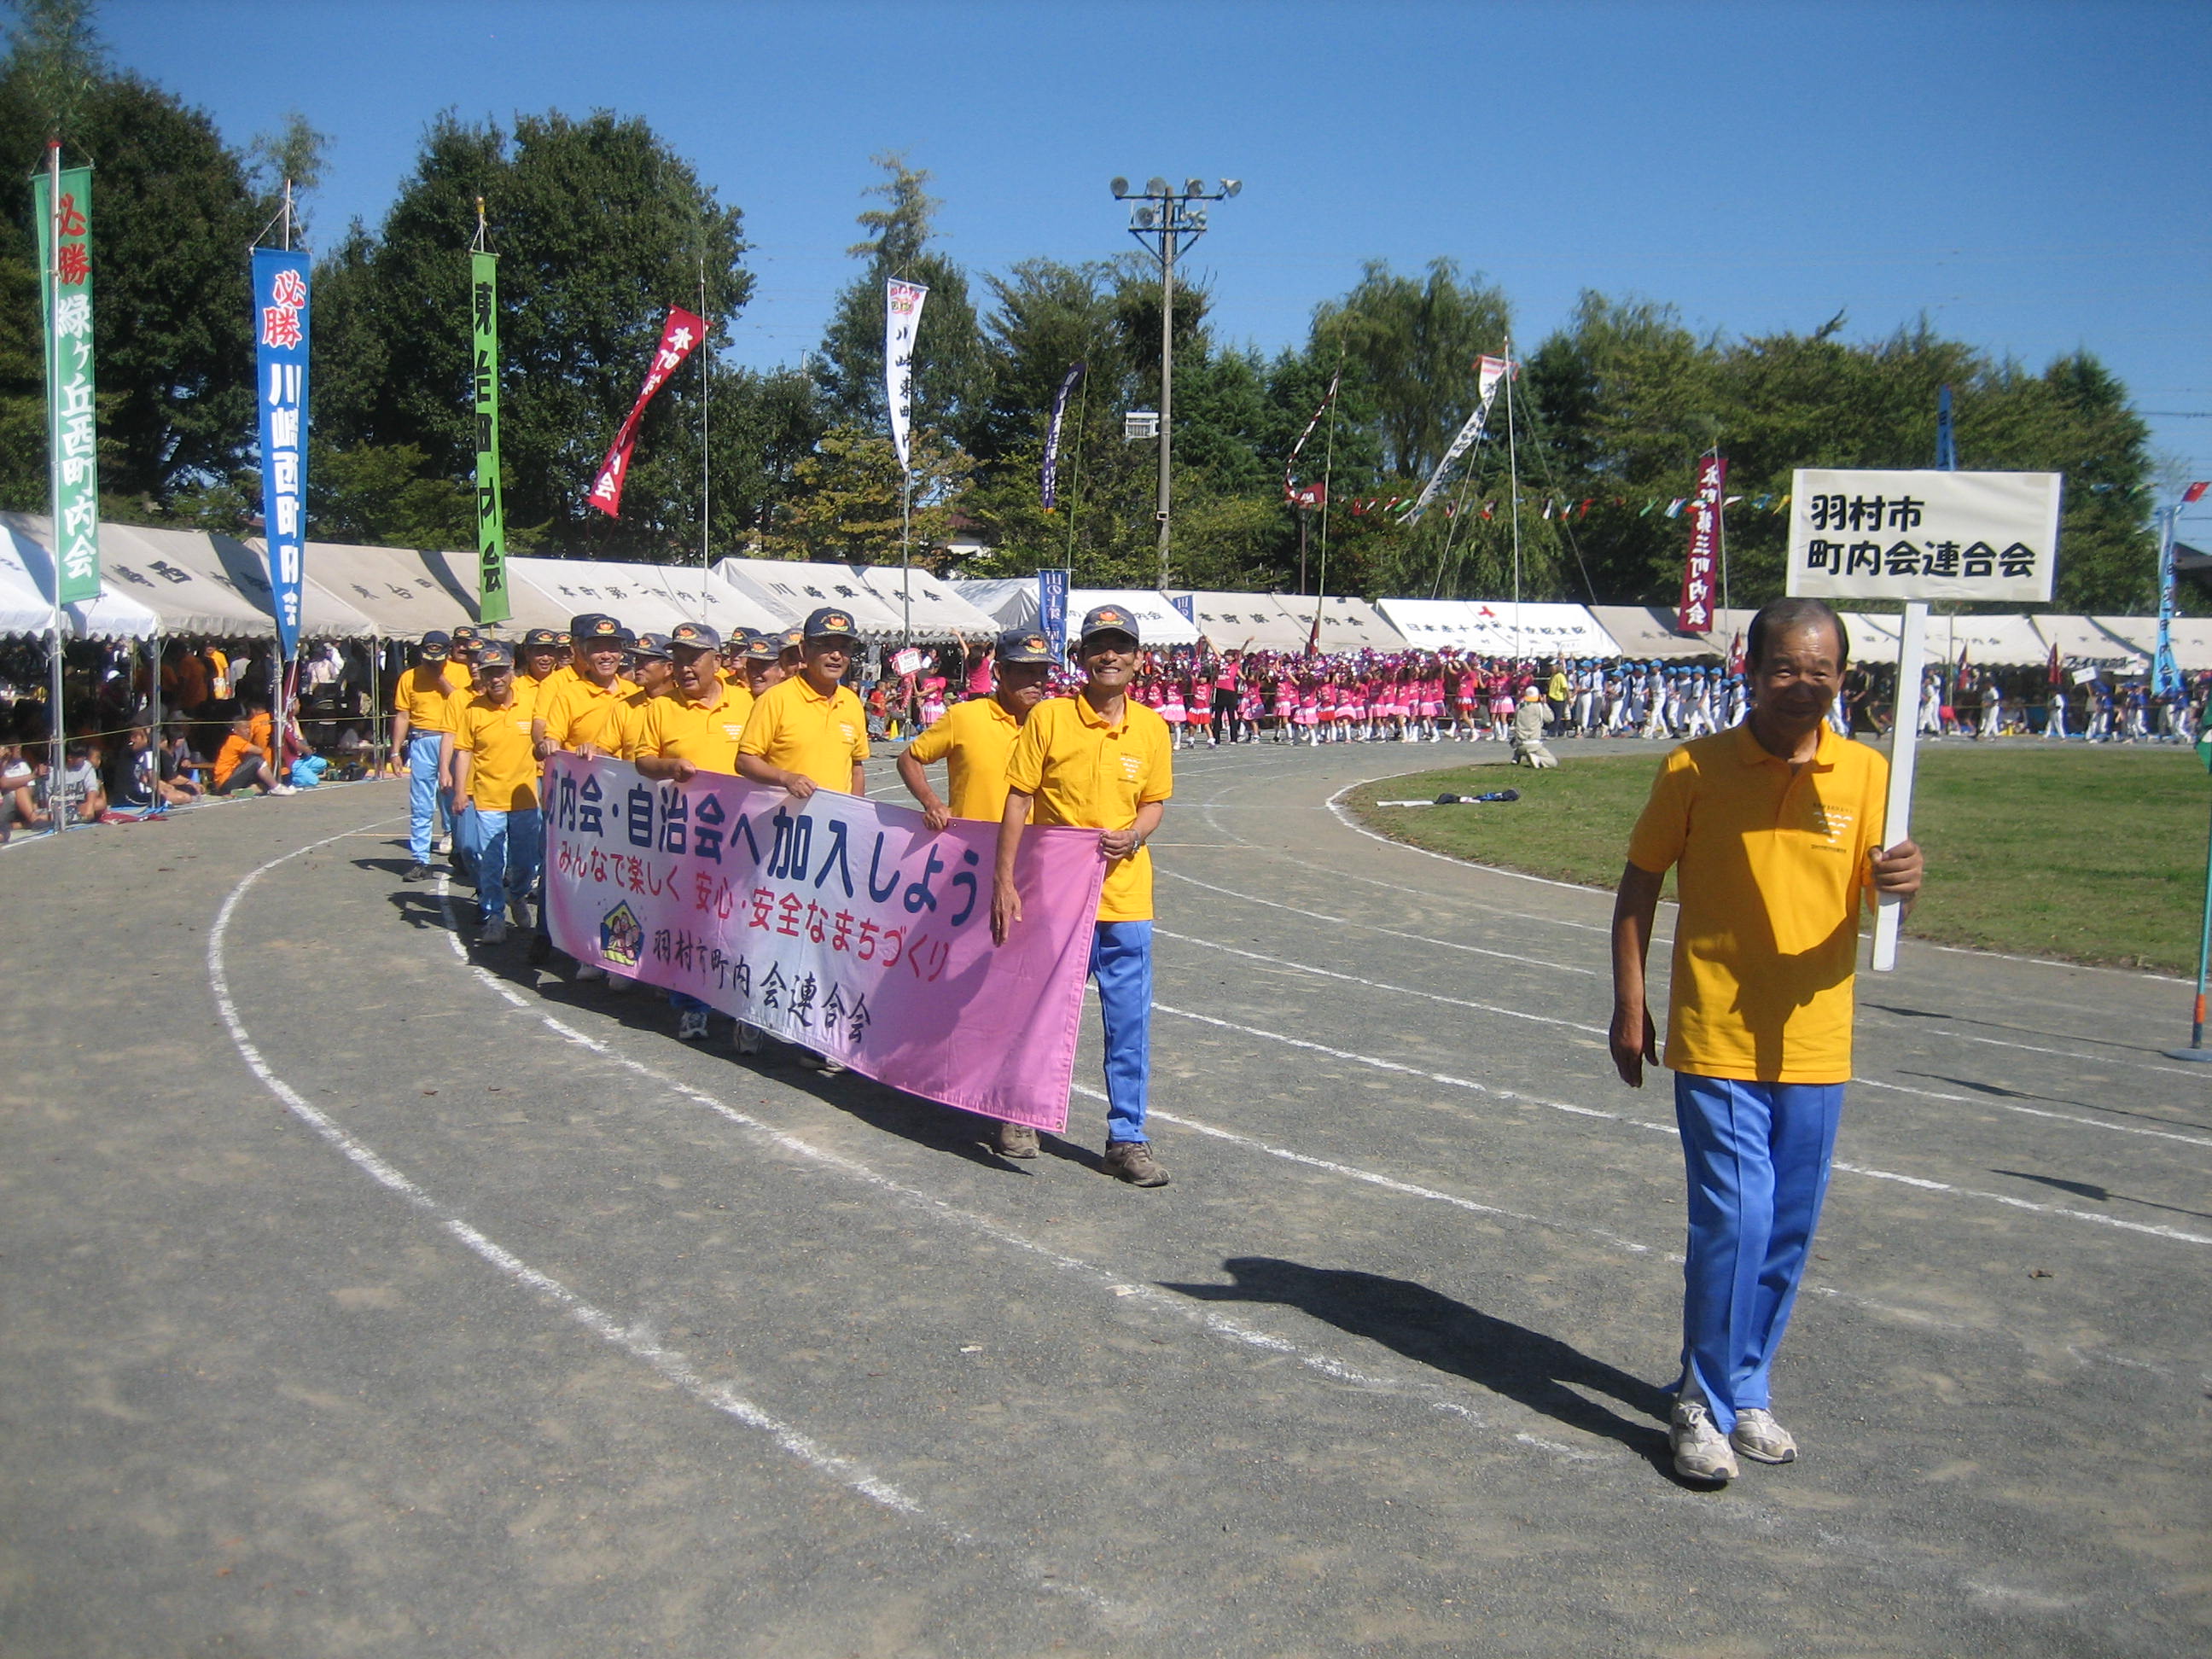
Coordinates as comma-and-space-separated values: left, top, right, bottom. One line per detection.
573, 963, 607, 982
1669, 1400, 1738, 1483
1730, 1408, 1797, 1464
605, 972, 635, 996
269, 783, 297, 795
677, 1009, 710, 1042
733, 1022, 762, 1055
478, 917, 508, 946
433, 833, 450, 855
796, 1050, 846, 1074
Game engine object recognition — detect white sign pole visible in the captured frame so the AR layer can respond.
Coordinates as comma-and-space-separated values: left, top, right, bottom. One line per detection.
1871, 599, 1928, 972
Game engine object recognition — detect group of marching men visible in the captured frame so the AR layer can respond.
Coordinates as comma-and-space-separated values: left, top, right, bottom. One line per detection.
390, 604, 1176, 1186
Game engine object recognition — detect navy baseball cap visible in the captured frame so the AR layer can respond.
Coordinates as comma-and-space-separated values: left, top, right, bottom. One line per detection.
668, 620, 722, 652
804, 606, 862, 643
475, 641, 515, 670
521, 626, 562, 649
418, 630, 451, 660
629, 631, 672, 661
1079, 604, 1139, 646
568, 613, 607, 640
996, 626, 1057, 665
579, 614, 630, 648
742, 631, 778, 663
450, 624, 482, 648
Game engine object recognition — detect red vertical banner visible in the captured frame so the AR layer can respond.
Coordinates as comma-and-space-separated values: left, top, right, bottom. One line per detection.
586, 307, 706, 518
1675, 453, 1726, 633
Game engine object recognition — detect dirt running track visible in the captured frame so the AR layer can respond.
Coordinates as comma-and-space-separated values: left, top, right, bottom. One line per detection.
3, 742, 2206, 1657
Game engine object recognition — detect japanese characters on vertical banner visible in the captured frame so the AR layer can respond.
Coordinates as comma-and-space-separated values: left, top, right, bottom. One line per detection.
252, 247, 311, 659
1037, 568, 1068, 663
470, 250, 509, 624
34, 163, 99, 606
543, 756, 1107, 1130
1786, 469, 2061, 603
1675, 453, 1726, 632
884, 278, 928, 469
585, 307, 705, 517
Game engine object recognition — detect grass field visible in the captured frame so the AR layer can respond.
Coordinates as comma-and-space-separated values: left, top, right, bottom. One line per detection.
1342, 742, 2212, 975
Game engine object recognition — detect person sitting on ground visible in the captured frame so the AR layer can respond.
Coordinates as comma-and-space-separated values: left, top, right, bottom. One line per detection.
104, 724, 196, 811
39, 741, 108, 821
0, 744, 47, 841
1510, 686, 1559, 769
211, 715, 287, 796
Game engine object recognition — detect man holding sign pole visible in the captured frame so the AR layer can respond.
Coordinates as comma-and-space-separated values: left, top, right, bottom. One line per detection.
1610, 597, 1923, 1484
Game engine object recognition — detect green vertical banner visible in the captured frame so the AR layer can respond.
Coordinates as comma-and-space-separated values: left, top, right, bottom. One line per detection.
33, 162, 99, 606
470, 249, 509, 624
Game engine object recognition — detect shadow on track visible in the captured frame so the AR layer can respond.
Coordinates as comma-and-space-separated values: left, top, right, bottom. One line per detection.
1161, 1256, 1674, 1456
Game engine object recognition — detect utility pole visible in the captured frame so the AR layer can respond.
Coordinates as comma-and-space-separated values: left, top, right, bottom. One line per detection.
1110, 176, 1238, 589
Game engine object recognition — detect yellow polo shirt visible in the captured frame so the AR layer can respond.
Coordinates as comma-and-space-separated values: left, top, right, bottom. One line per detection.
393, 664, 463, 734
636, 683, 750, 775
904, 696, 1024, 824
539, 672, 637, 754
737, 674, 869, 794
1627, 724, 1888, 1085
452, 693, 541, 812
443, 660, 475, 697
1004, 692, 1173, 923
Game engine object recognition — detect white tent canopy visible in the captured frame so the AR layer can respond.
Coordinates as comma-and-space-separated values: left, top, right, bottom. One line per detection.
1174, 590, 1313, 653
947, 578, 1037, 632
1377, 598, 1620, 659
2094, 614, 2212, 673
1587, 606, 1717, 661
713, 557, 911, 638
1926, 612, 2047, 667
852, 565, 1004, 640
0, 521, 160, 641
1836, 611, 1902, 666
1269, 593, 1407, 653
502, 557, 777, 640
2034, 614, 2145, 671
300, 541, 480, 633
21, 518, 376, 640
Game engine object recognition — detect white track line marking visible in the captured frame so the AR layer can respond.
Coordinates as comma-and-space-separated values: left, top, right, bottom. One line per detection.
1159, 869, 1600, 977
1155, 928, 1610, 1034
1912, 1028, 2212, 1082
208, 827, 956, 1534
1853, 1077, 2212, 1150
1147, 1001, 2212, 1249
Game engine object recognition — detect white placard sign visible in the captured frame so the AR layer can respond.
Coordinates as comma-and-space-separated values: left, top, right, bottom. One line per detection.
1786, 469, 2060, 603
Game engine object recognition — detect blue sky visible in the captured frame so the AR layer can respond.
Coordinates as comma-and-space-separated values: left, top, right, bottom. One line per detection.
100, 0, 2212, 505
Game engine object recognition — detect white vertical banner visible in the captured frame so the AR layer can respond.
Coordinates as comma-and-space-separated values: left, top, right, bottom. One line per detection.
1405, 353, 1511, 523
885, 277, 928, 469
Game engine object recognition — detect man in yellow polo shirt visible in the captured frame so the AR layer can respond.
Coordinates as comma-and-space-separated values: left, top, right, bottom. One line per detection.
736, 607, 869, 800
1610, 596, 1922, 1483
533, 614, 636, 760
992, 605, 1173, 1185
391, 630, 466, 881
897, 626, 1054, 830
449, 642, 542, 946
632, 621, 751, 1041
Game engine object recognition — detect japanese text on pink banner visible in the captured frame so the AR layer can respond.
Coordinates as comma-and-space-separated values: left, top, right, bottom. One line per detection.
543, 754, 1105, 1131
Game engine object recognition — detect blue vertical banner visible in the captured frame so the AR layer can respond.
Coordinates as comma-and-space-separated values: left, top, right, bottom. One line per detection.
253, 247, 311, 659
1167, 593, 1196, 625
1037, 568, 1068, 663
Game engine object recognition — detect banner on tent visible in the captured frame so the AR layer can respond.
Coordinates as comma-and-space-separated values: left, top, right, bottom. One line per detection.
1787, 469, 2060, 603
886, 279, 928, 469
253, 247, 311, 657
587, 307, 705, 517
543, 755, 1105, 1129
35, 161, 99, 607
471, 251, 509, 624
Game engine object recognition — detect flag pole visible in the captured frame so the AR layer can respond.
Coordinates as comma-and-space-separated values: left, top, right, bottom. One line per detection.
44, 139, 65, 835
2168, 763, 2212, 1062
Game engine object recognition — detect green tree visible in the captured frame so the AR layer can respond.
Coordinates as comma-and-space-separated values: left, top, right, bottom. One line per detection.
306, 438, 474, 547
816, 154, 990, 452
762, 422, 971, 566
317, 109, 752, 555
1312, 259, 1514, 480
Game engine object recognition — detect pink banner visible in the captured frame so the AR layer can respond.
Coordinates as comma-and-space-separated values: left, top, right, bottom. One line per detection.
586, 306, 706, 518
1675, 453, 1726, 633
543, 754, 1106, 1130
